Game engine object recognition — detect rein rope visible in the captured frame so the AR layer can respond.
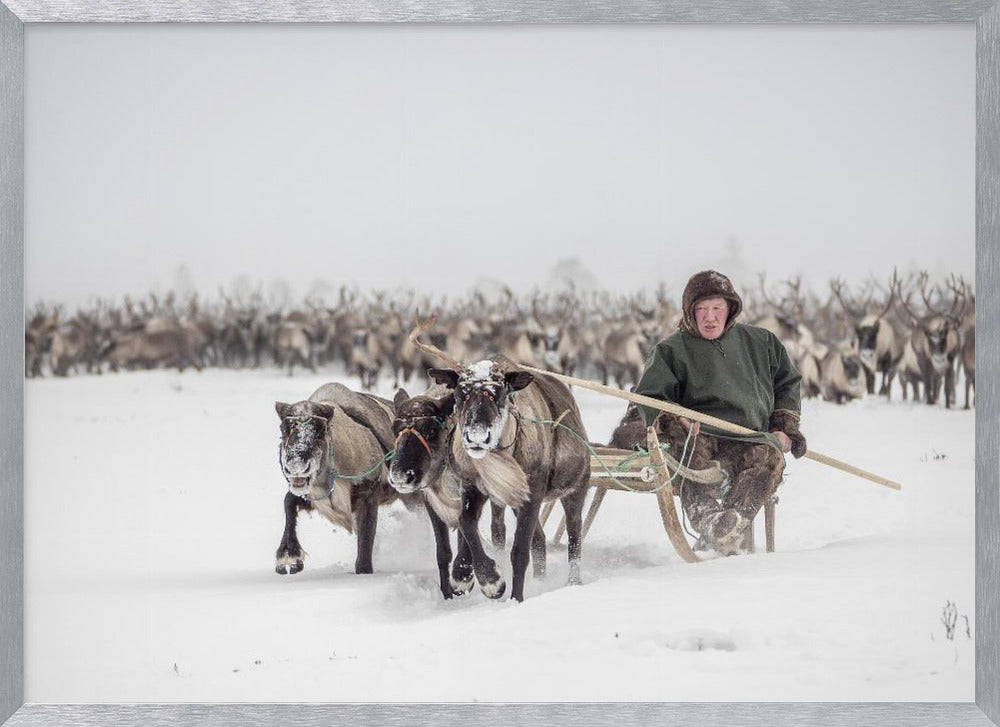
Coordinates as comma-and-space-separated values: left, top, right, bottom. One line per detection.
393, 414, 445, 458
281, 414, 396, 502
513, 409, 699, 495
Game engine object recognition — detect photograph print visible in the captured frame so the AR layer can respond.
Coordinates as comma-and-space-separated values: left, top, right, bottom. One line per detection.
22, 23, 975, 702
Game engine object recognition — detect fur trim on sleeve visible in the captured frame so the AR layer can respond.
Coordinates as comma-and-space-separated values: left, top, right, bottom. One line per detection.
769, 408, 807, 458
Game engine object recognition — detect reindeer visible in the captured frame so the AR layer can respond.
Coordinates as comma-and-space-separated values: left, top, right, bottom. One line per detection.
526, 293, 577, 374
962, 324, 975, 409
898, 272, 965, 407
273, 317, 316, 376
386, 385, 466, 599
348, 326, 383, 390
820, 345, 866, 405
951, 277, 975, 409
831, 271, 903, 398
754, 275, 816, 351
785, 339, 822, 399
103, 327, 203, 373
274, 383, 418, 576
600, 300, 662, 389
49, 312, 104, 376
25, 306, 58, 377
410, 321, 590, 602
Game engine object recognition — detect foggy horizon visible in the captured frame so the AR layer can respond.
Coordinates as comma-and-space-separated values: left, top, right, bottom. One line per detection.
24, 24, 975, 310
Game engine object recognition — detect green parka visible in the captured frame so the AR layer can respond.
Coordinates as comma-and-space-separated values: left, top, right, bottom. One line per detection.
634, 323, 802, 451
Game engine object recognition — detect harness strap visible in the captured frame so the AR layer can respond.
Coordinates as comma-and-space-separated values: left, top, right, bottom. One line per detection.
395, 427, 433, 458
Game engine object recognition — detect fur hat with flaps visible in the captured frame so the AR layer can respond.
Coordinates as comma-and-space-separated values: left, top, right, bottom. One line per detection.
679, 270, 744, 338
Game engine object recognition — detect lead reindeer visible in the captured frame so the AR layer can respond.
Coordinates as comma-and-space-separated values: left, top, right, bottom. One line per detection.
410, 320, 590, 602
274, 383, 417, 576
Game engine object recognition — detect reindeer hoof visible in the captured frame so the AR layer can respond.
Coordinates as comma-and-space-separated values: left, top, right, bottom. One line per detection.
276, 555, 304, 575
450, 575, 474, 596
480, 573, 506, 600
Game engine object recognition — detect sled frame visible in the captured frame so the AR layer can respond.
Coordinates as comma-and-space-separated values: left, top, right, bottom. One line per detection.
540, 427, 776, 563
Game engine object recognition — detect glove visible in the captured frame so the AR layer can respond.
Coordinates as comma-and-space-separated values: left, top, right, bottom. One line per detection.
769, 409, 807, 458
654, 411, 696, 440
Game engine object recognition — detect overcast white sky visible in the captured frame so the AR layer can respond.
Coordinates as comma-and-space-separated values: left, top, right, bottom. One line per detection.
24, 24, 975, 308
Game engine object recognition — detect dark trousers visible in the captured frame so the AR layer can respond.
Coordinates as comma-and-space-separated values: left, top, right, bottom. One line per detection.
659, 417, 785, 533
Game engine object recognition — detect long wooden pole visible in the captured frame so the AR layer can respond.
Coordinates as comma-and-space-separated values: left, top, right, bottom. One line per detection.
520, 364, 902, 491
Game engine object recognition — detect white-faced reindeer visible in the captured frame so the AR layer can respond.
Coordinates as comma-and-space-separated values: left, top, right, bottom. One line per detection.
831, 271, 903, 398
407, 321, 590, 602
274, 383, 418, 576
897, 272, 966, 408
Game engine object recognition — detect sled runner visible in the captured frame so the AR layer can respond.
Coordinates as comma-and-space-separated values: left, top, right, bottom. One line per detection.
539, 426, 777, 563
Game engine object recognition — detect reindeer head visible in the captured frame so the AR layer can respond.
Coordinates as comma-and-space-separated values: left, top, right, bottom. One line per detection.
275, 401, 335, 500
900, 271, 964, 373
409, 317, 531, 459
430, 361, 533, 460
388, 389, 455, 493
841, 351, 865, 392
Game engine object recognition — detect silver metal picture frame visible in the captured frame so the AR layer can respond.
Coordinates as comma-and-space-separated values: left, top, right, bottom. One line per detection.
1, 2, 997, 725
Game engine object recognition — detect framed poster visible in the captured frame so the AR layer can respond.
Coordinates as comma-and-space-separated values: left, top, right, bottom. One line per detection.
1, 2, 998, 726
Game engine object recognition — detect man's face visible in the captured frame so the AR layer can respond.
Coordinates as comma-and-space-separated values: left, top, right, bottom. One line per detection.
694, 297, 729, 340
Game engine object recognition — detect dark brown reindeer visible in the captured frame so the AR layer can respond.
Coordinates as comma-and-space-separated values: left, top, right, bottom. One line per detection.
409, 319, 591, 602
387, 384, 466, 599
274, 383, 418, 576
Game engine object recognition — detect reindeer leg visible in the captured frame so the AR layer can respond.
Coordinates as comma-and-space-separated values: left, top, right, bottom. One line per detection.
490, 501, 506, 551
454, 487, 504, 598
510, 494, 544, 602
425, 504, 455, 600
561, 486, 587, 586
531, 518, 546, 579
353, 491, 378, 574
450, 528, 474, 597
864, 367, 875, 395
276, 491, 308, 575
945, 365, 956, 409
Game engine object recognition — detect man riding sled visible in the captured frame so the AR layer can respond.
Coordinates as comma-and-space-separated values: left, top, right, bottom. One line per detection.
632, 270, 807, 556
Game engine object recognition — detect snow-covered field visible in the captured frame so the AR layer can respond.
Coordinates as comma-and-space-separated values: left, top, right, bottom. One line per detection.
24, 368, 975, 703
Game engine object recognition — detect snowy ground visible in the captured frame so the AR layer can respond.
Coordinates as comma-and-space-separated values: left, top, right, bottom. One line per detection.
24, 367, 975, 703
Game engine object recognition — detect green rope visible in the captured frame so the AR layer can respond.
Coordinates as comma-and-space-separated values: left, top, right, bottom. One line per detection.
516, 413, 697, 495
614, 449, 650, 472
327, 449, 395, 482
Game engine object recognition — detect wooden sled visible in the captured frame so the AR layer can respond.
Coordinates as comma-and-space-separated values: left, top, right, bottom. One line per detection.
539, 426, 776, 563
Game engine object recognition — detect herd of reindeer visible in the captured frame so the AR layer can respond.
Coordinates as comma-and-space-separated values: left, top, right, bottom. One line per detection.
24, 269, 975, 409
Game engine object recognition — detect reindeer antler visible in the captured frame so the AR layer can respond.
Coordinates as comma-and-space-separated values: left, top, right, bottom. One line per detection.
408, 314, 464, 370
759, 273, 783, 314
945, 273, 968, 322
875, 268, 899, 319
898, 271, 931, 325
830, 277, 865, 319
